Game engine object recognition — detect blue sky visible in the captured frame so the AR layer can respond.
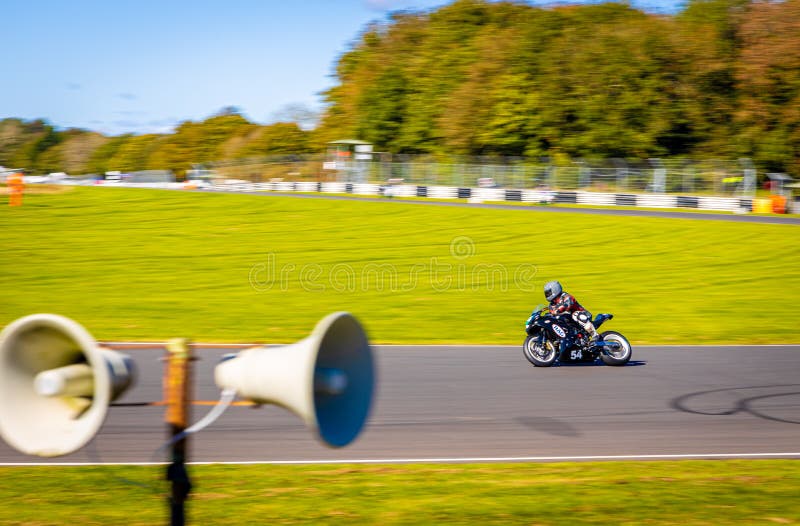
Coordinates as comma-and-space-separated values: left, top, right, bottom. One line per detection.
2, 0, 683, 136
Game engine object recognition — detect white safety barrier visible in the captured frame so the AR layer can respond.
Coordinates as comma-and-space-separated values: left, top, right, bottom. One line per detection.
698, 196, 741, 212
353, 184, 381, 196
576, 192, 616, 206
637, 194, 678, 208
473, 188, 505, 201
59, 178, 759, 213
321, 182, 346, 193
120, 182, 183, 190
268, 181, 295, 192
522, 190, 556, 203
428, 186, 458, 199
295, 181, 318, 192
388, 185, 418, 198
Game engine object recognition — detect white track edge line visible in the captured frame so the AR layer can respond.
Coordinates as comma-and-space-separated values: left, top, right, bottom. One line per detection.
3, 452, 800, 467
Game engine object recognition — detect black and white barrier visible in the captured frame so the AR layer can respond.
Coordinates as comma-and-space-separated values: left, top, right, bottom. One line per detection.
206, 181, 753, 213
69, 179, 752, 213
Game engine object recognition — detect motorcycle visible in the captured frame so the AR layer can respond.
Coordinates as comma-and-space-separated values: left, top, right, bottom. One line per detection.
522, 305, 632, 367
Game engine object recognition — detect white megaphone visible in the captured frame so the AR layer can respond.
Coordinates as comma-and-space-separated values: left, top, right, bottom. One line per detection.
215, 312, 375, 448
0, 314, 136, 457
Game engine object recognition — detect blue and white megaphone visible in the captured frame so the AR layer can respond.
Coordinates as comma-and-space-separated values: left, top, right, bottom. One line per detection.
0, 314, 136, 457
214, 312, 375, 447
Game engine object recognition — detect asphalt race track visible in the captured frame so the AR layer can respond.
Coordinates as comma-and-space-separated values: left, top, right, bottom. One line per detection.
2, 344, 798, 465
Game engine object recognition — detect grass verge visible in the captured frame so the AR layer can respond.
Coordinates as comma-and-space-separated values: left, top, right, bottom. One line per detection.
0, 460, 798, 525
1, 186, 798, 344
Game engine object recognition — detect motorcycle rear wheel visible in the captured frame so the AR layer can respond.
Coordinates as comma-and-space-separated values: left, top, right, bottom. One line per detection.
523, 335, 557, 367
599, 331, 632, 366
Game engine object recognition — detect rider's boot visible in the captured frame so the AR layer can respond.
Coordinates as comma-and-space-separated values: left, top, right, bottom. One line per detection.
585, 322, 599, 344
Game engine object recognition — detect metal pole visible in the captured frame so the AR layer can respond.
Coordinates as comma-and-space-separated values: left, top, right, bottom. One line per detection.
165, 338, 193, 526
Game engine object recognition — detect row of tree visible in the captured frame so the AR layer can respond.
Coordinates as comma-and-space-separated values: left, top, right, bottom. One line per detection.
1, 0, 798, 177
0, 110, 313, 177
316, 0, 800, 176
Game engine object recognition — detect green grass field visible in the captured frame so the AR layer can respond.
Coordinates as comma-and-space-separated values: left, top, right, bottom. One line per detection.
1, 186, 798, 344
1, 189, 798, 524
1, 460, 798, 525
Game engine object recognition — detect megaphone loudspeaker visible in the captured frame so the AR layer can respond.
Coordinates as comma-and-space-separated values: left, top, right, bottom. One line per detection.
215, 312, 375, 447
0, 314, 136, 457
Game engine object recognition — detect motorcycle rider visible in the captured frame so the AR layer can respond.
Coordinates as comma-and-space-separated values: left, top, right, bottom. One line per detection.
543, 280, 598, 342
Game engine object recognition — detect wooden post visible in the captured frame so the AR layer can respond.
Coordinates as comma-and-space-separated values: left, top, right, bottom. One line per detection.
164, 338, 193, 526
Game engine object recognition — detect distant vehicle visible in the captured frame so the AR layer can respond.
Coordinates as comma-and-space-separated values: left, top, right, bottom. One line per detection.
185, 169, 216, 189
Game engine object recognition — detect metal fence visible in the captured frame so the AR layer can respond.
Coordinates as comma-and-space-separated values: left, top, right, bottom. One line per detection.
205, 155, 760, 197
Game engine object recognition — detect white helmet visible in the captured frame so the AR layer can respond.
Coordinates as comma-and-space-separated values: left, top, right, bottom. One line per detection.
544, 280, 562, 302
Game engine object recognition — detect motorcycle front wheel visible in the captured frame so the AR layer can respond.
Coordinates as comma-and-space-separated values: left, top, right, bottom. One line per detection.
599, 331, 632, 366
523, 335, 557, 367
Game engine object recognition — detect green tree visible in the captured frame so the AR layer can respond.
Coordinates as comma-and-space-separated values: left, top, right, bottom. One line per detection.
319, 0, 800, 173
107, 134, 160, 172
2, 120, 62, 173
734, 0, 800, 174
86, 135, 132, 175
234, 123, 311, 158
357, 65, 408, 150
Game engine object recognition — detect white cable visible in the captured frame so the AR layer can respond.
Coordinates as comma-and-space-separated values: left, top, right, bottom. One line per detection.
184, 388, 237, 435
154, 388, 238, 459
